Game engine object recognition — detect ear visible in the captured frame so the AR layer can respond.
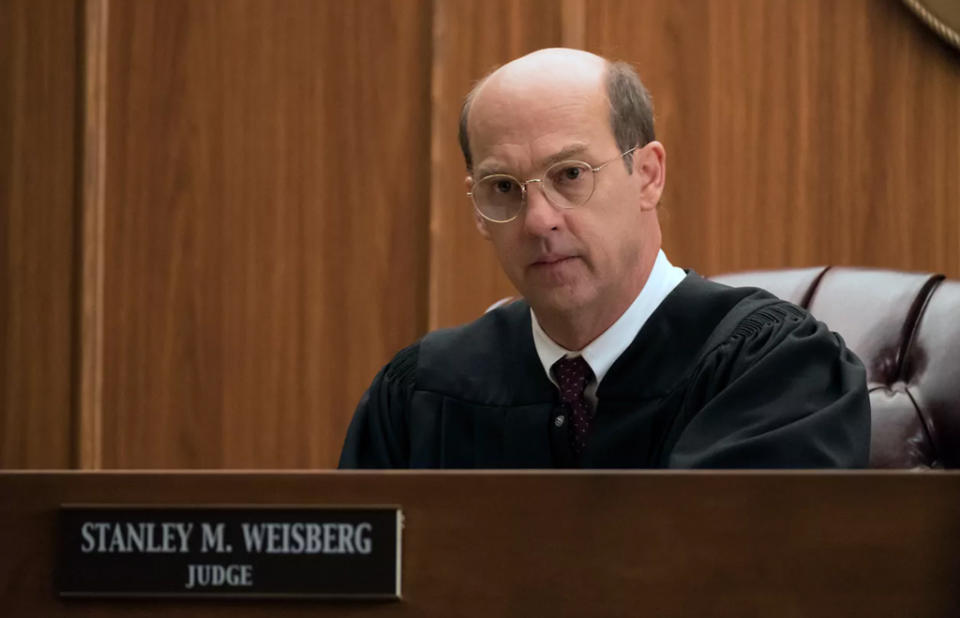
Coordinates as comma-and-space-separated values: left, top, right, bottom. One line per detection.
466, 175, 492, 240
633, 141, 666, 211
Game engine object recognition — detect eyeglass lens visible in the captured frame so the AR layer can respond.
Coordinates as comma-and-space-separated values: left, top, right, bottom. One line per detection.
473, 161, 596, 222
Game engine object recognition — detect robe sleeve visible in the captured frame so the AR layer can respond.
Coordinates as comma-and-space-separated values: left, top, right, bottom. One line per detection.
667, 302, 871, 468
337, 344, 417, 469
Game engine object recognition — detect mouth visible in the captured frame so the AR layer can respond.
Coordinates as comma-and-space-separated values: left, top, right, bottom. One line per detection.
530, 255, 578, 268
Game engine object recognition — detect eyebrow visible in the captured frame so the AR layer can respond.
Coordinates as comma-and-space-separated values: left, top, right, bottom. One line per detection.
475, 143, 590, 179
541, 143, 590, 168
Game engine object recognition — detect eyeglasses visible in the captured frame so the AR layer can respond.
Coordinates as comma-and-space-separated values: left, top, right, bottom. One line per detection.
467, 147, 638, 223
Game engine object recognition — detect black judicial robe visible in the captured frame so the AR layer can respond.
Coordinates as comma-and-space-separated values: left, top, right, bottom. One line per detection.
339, 273, 870, 469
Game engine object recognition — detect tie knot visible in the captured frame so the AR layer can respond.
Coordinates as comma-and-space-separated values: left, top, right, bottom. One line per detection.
552, 356, 593, 405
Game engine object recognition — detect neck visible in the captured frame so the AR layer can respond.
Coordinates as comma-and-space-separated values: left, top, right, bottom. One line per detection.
534, 251, 658, 351
536, 310, 619, 352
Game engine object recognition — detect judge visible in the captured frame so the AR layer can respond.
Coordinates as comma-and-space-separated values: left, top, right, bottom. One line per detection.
339, 48, 870, 469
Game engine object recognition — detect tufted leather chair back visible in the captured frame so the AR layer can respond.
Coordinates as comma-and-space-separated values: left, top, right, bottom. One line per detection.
712, 267, 960, 469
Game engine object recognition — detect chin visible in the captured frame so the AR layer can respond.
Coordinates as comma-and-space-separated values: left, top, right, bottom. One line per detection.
526, 283, 596, 316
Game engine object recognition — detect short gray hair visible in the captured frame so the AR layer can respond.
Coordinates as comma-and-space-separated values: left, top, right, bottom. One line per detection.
458, 60, 655, 173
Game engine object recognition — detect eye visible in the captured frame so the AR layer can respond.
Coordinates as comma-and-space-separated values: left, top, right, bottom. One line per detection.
550, 163, 590, 185
482, 176, 520, 195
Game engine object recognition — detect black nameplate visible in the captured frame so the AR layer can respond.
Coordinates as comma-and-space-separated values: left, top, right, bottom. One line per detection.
58, 506, 402, 599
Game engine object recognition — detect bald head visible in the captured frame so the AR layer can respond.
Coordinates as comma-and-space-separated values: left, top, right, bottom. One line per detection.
458, 48, 655, 173
475, 48, 607, 104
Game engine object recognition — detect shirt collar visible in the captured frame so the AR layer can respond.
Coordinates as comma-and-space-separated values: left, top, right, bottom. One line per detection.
531, 249, 687, 387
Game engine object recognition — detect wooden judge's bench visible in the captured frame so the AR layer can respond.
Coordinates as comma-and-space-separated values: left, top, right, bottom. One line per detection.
2, 471, 959, 617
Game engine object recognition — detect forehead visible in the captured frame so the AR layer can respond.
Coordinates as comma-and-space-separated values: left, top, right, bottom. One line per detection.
468, 72, 615, 175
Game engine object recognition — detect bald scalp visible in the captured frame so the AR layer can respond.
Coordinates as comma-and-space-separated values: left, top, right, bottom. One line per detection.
458, 48, 655, 173
479, 48, 607, 97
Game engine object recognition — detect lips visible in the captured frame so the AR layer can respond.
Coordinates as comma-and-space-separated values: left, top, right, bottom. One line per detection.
529, 254, 579, 274
530, 254, 577, 267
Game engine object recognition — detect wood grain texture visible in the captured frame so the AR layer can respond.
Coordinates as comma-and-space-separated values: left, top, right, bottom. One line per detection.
588, 0, 960, 277
79, 0, 109, 470
5, 0, 959, 470
100, 0, 432, 468
561, 0, 587, 49
428, 0, 565, 330
2, 471, 960, 616
430, 0, 960, 328
0, 0, 78, 468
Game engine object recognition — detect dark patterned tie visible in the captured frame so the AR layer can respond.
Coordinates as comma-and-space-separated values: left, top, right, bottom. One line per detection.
552, 356, 595, 457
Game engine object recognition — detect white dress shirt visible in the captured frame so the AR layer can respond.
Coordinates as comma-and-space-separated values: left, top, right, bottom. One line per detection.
530, 249, 687, 407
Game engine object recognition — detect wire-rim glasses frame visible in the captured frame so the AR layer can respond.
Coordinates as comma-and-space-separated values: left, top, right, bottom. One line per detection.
467, 146, 639, 223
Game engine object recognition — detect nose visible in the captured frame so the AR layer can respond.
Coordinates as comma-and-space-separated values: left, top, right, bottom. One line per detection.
521, 181, 564, 235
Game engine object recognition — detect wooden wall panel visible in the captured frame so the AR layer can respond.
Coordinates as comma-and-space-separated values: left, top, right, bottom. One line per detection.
587, 0, 960, 278
78, 0, 109, 471
430, 0, 960, 328
0, 0, 78, 468
4, 0, 958, 470
428, 0, 566, 330
100, 0, 432, 468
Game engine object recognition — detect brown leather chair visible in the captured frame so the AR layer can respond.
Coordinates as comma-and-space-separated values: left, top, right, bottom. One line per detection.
712, 267, 960, 469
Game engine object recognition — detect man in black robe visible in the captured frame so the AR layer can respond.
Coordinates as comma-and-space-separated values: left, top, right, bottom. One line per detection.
339, 48, 870, 469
